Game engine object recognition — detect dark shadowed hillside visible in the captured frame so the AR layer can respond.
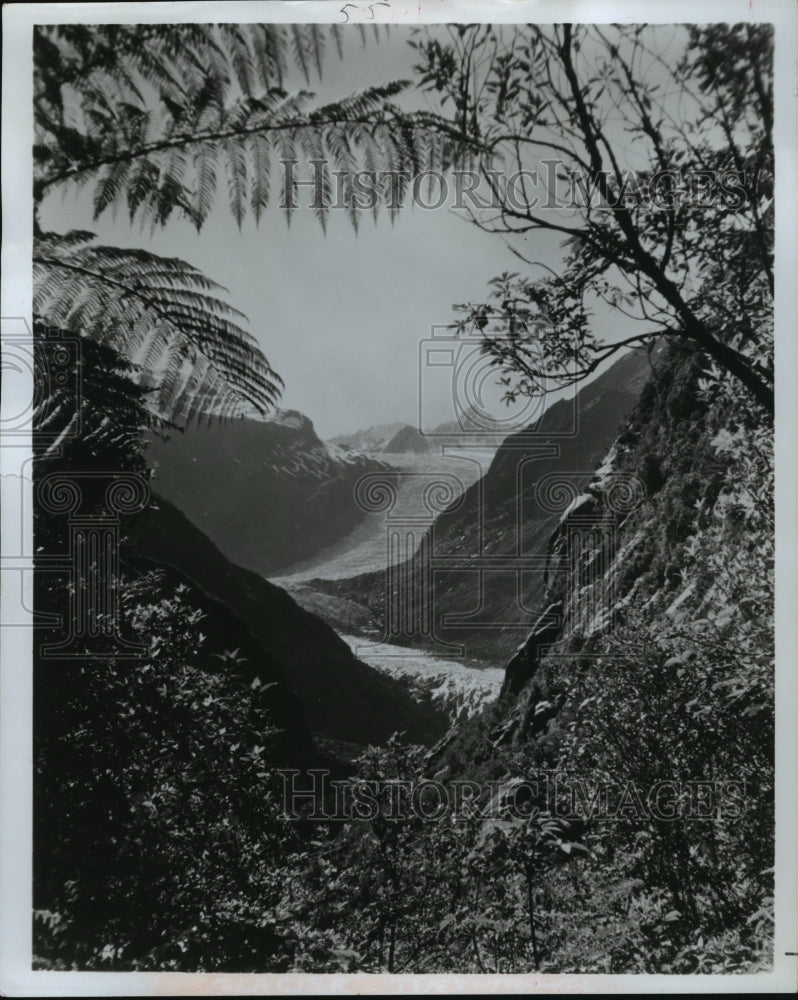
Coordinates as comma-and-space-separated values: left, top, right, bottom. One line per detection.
145, 410, 389, 577
432, 341, 774, 973
126, 495, 449, 747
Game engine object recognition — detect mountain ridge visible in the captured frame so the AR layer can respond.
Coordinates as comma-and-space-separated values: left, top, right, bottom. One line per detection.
125, 493, 450, 747
144, 409, 390, 578
301, 346, 659, 661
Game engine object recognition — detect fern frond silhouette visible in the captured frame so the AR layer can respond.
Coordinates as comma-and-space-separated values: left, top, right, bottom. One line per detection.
34, 232, 282, 421
34, 23, 472, 424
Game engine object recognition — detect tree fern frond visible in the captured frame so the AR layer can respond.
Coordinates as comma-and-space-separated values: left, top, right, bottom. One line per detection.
32, 24, 493, 427
217, 23, 257, 97
42, 101, 477, 231
251, 131, 271, 224
330, 24, 344, 61
33, 232, 282, 424
255, 23, 287, 89
224, 135, 249, 228
290, 23, 318, 84
192, 141, 219, 230
36, 22, 486, 230
310, 24, 326, 80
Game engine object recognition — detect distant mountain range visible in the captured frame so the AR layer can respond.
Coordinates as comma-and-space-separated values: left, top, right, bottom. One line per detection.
145, 409, 389, 577
329, 422, 406, 452
329, 407, 529, 455
332, 421, 432, 454
382, 424, 431, 454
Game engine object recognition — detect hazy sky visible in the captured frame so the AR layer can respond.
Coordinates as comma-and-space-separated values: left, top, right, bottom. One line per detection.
39, 25, 642, 439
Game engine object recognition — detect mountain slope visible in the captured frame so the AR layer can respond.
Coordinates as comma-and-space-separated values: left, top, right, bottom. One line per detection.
309, 347, 657, 661
382, 424, 432, 454
433, 342, 774, 972
145, 409, 388, 577
500, 341, 774, 704
125, 494, 449, 747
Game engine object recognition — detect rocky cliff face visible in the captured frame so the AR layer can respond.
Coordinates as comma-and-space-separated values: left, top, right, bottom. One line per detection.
435, 343, 774, 971
500, 341, 774, 711
145, 409, 389, 577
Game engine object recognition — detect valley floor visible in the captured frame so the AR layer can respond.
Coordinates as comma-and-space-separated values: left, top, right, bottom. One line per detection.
272, 449, 504, 720
341, 634, 505, 720
271, 450, 493, 583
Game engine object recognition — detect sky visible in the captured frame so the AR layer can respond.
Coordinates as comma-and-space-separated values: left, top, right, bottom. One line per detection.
39, 24, 649, 439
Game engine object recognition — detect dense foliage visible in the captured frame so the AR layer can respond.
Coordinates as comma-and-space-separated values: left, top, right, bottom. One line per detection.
35, 348, 774, 973
432, 24, 774, 417
31, 21, 775, 977
35, 572, 299, 971
32, 338, 300, 971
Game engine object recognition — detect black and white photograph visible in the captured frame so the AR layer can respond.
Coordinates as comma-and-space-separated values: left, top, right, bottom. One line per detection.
1, 0, 796, 993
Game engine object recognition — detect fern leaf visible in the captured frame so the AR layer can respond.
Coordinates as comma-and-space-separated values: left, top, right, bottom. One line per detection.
33, 233, 282, 424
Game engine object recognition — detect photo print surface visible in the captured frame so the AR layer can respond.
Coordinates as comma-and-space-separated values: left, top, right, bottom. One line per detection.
2, 1, 796, 994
